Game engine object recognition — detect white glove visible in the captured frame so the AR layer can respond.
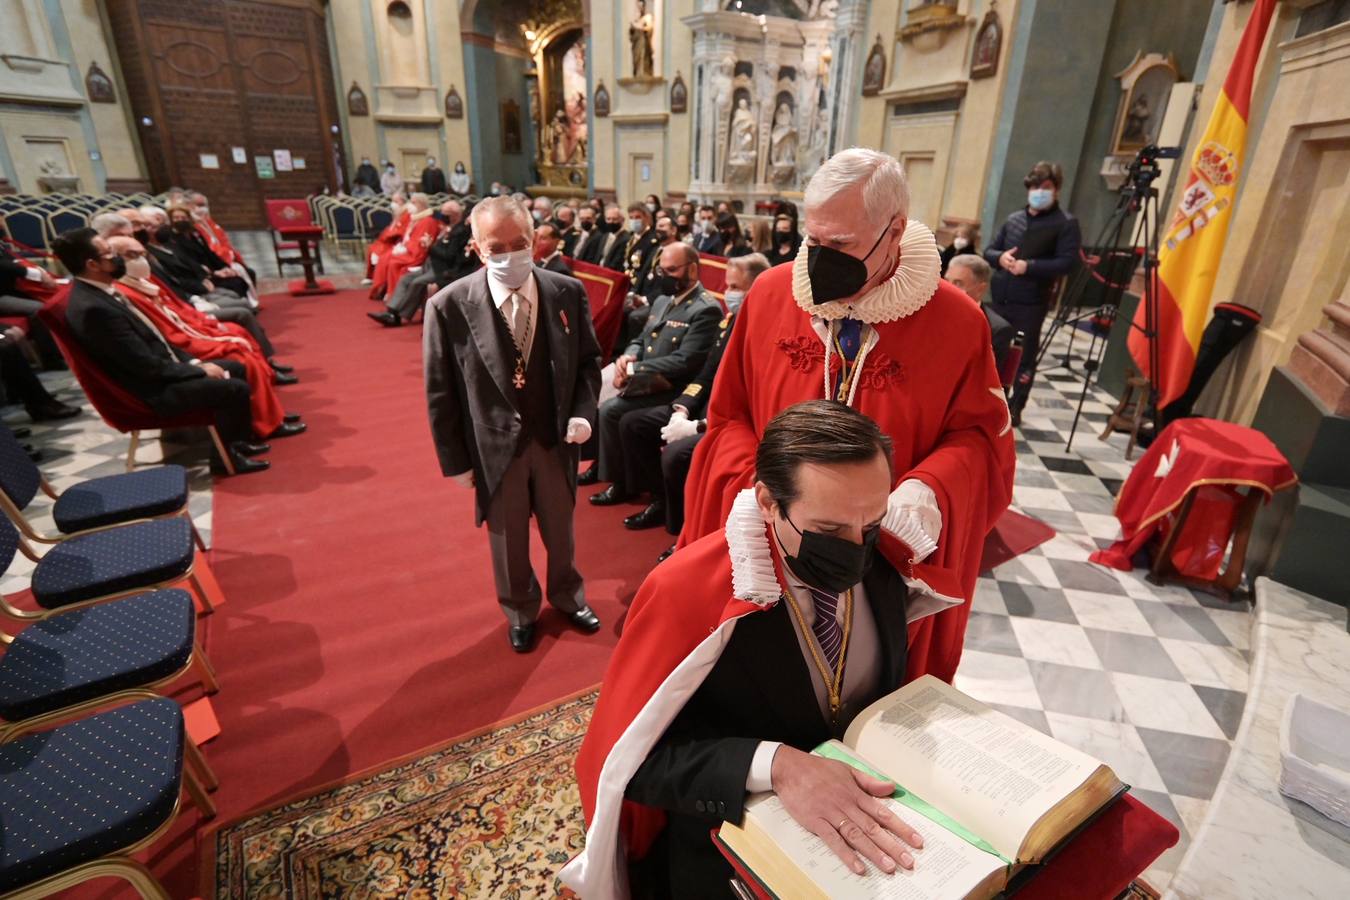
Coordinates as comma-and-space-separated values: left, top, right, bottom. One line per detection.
565, 418, 592, 444
370, 252, 380, 265
393, 244, 409, 256
881, 479, 942, 562
409, 266, 423, 274
660, 410, 700, 443
451, 470, 475, 489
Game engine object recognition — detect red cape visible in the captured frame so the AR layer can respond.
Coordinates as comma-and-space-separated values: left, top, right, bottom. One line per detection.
679, 264, 1015, 683
380, 214, 443, 296
565, 515, 770, 897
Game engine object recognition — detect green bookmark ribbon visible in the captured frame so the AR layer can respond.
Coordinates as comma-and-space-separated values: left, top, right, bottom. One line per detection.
814, 742, 1012, 867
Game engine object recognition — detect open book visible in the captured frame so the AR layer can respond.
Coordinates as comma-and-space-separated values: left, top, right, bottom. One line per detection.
715, 676, 1125, 899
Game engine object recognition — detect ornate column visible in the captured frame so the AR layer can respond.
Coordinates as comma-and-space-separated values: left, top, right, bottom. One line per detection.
828, 0, 869, 157
688, 26, 735, 198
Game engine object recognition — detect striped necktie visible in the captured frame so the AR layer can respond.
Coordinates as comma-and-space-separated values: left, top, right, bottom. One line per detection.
808, 586, 844, 671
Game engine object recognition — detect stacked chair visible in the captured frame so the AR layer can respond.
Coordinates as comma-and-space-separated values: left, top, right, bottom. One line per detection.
0, 425, 223, 898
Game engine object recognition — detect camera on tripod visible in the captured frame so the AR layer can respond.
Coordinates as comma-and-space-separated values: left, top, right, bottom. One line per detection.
1124, 144, 1180, 191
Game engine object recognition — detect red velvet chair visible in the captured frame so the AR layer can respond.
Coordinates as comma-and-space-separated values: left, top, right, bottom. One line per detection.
565, 257, 632, 365
697, 252, 729, 312
263, 198, 325, 278
37, 288, 236, 475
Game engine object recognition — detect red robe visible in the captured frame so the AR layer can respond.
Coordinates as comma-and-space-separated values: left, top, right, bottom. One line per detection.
118, 279, 284, 438
380, 213, 442, 298
196, 218, 244, 267
147, 274, 261, 351
679, 261, 1015, 685
366, 209, 411, 284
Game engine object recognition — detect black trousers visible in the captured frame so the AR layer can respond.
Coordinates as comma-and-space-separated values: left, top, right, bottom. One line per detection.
597, 390, 679, 489
991, 298, 1048, 413
211, 307, 275, 358
0, 341, 58, 411
147, 358, 252, 445
618, 405, 701, 534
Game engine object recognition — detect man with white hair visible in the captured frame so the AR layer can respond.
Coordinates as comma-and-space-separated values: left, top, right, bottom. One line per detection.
423, 196, 603, 654
530, 195, 554, 226
566, 148, 1015, 897
369, 193, 430, 300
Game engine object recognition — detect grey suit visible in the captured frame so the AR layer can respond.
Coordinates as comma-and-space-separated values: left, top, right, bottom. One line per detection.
424, 266, 602, 626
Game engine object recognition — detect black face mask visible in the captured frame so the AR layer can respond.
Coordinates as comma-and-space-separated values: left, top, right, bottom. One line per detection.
172, 220, 194, 234
154, 225, 174, 244
776, 511, 879, 594
581, 220, 595, 231
601, 220, 621, 234
656, 270, 687, 297
432, 211, 448, 222
805, 221, 891, 304
103, 256, 127, 279
133, 228, 150, 246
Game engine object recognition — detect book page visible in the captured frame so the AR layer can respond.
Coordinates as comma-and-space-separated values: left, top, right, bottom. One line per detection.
745, 792, 1003, 899
848, 676, 1101, 860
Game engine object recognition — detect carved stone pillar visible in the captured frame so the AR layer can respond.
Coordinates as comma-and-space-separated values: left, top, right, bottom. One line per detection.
690, 29, 735, 196
828, 0, 869, 158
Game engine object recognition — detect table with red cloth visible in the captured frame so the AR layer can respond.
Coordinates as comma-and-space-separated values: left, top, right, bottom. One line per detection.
718, 792, 1179, 898
1090, 418, 1296, 589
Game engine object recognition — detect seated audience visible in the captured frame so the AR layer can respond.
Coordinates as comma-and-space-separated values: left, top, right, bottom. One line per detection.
674, 211, 694, 244
376, 197, 446, 301
693, 205, 723, 255
576, 400, 924, 896
555, 205, 579, 253
580, 243, 722, 503
615, 252, 769, 559
0, 332, 80, 422
98, 212, 287, 373
533, 223, 572, 276
108, 235, 303, 441
0, 227, 70, 369
567, 205, 598, 260
716, 211, 751, 257
166, 204, 254, 302
612, 203, 658, 276
531, 195, 554, 226
369, 193, 430, 299
580, 204, 627, 267
946, 254, 1015, 372
363, 191, 409, 284
747, 217, 774, 257
369, 199, 475, 327
187, 191, 257, 286
643, 194, 662, 218
940, 222, 978, 275
53, 228, 269, 475
766, 213, 802, 266
634, 214, 678, 299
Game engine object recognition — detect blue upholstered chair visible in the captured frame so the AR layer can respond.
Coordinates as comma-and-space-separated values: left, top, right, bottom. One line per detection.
0, 512, 217, 623
0, 694, 216, 899
0, 425, 202, 550
0, 588, 218, 729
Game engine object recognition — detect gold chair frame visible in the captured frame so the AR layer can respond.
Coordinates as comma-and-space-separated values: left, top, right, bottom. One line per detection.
0, 690, 217, 900
127, 425, 235, 476
0, 528, 220, 622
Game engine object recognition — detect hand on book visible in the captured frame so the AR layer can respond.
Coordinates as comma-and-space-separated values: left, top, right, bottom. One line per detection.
770, 745, 924, 877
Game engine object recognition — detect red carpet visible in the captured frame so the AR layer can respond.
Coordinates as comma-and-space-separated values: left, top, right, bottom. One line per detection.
979, 509, 1057, 574
89, 291, 672, 898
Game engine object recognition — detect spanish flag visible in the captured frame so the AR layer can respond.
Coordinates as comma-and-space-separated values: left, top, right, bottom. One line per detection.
1131, 0, 1276, 408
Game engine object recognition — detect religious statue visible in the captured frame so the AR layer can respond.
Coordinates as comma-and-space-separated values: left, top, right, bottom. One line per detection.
769, 102, 797, 166
730, 98, 757, 162
630, 0, 655, 78
1122, 95, 1152, 144
551, 109, 572, 164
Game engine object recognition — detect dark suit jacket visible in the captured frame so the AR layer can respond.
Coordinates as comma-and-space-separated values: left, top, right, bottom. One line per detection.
427, 222, 477, 287
693, 231, 725, 256
623, 284, 722, 386
600, 229, 637, 272
672, 310, 736, 420
147, 244, 211, 296
626, 559, 911, 895
542, 254, 573, 276
984, 304, 1015, 372
65, 280, 204, 404
423, 266, 602, 524
420, 167, 447, 195
560, 227, 582, 257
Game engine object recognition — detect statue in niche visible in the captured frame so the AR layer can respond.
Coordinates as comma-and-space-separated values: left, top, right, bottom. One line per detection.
552, 109, 584, 164
630, 0, 655, 78
726, 96, 758, 183
85, 62, 115, 104
862, 36, 886, 96
769, 101, 797, 172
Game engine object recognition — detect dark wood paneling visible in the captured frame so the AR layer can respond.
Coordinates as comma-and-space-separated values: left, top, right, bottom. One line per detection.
107, 0, 341, 228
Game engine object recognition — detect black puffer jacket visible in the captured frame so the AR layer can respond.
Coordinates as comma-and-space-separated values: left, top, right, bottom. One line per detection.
984, 205, 1080, 306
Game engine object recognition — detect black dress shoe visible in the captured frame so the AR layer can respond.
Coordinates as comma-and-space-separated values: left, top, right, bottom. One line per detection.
268, 421, 307, 439
284, 412, 302, 424
212, 455, 270, 476
577, 464, 599, 486
24, 444, 42, 463
232, 441, 271, 458
273, 371, 299, 386
589, 485, 632, 506
567, 607, 601, 633
624, 501, 667, 530
366, 310, 403, 327
657, 544, 675, 563
26, 400, 81, 422
269, 360, 294, 374
509, 624, 537, 653
13, 427, 31, 439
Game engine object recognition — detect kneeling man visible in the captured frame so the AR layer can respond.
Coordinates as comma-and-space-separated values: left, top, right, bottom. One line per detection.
566, 400, 939, 898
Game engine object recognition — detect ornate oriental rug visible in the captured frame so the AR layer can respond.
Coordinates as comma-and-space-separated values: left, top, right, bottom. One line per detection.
209, 689, 596, 898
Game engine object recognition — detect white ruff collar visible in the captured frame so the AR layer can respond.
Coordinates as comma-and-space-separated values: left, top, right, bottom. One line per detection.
791, 220, 942, 323
724, 489, 781, 607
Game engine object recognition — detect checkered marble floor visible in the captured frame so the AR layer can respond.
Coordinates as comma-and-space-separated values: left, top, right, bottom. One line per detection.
2, 320, 1244, 890
954, 327, 1252, 890
0, 369, 215, 596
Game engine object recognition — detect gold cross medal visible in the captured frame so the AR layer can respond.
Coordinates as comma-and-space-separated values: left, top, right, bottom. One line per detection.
513, 357, 527, 389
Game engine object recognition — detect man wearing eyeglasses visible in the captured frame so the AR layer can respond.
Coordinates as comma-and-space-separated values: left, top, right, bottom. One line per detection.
583, 242, 722, 507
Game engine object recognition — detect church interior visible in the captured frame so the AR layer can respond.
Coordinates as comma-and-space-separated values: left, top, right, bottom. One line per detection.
0, 0, 1348, 897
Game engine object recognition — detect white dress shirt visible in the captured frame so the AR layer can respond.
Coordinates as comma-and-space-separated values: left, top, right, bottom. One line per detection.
745, 571, 882, 792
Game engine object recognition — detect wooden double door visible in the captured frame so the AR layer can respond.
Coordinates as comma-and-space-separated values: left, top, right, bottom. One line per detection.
108, 0, 344, 228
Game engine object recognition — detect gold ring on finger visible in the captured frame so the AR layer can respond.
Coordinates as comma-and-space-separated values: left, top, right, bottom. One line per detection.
836, 818, 849, 832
